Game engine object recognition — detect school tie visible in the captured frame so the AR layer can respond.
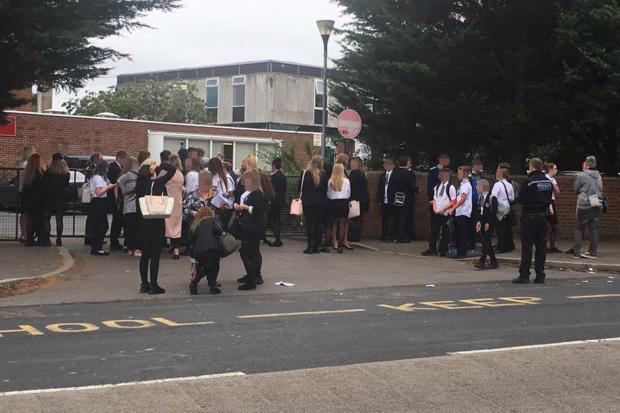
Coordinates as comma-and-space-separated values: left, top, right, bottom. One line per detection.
439, 184, 445, 197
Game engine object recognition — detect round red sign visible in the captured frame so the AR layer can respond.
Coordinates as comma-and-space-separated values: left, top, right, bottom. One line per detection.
337, 109, 362, 140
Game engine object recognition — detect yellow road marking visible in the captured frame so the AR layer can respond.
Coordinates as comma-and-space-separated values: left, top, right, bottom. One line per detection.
0, 325, 45, 337
46, 323, 99, 333
377, 304, 437, 312
151, 317, 214, 327
102, 320, 155, 329
237, 309, 366, 319
567, 294, 620, 299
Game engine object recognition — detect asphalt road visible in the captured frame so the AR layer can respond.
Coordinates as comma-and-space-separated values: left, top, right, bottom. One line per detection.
0, 276, 618, 392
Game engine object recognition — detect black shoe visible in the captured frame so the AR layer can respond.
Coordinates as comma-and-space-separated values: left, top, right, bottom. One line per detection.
337, 246, 344, 254
140, 283, 150, 294
257, 275, 264, 285
565, 248, 575, 255
548, 247, 562, 254
56, 238, 62, 247
512, 276, 529, 284
209, 286, 222, 295
303, 247, 313, 255
149, 284, 166, 295
474, 262, 485, 270
238, 283, 257, 291
270, 240, 283, 247
189, 282, 198, 295
533, 277, 546, 284
488, 261, 499, 269
422, 249, 437, 257
90, 251, 110, 256
237, 275, 250, 283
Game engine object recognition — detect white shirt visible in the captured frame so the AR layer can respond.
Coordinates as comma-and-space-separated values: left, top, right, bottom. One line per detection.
546, 174, 558, 201
383, 170, 392, 204
240, 190, 254, 215
434, 181, 457, 216
90, 175, 107, 198
212, 174, 235, 209
491, 178, 515, 211
328, 178, 351, 200
185, 171, 199, 193
456, 179, 472, 217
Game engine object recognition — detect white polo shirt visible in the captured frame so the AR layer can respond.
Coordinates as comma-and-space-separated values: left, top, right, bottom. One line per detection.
546, 174, 558, 201
90, 175, 107, 199
455, 179, 472, 217
491, 178, 515, 210
434, 182, 456, 216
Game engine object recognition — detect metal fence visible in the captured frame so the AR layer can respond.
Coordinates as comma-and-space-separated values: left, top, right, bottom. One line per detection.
0, 167, 305, 241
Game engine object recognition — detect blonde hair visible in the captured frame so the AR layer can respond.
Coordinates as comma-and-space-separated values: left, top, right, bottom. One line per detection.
243, 154, 257, 172
306, 155, 323, 187
49, 158, 69, 175
21, 145, 36, 163
244, 170, 261, 192
141, 158, 157, 168
169, 154, 182, 170
191, 206, 215, 232
336, 153, 349, 168
329, 163, 345, 192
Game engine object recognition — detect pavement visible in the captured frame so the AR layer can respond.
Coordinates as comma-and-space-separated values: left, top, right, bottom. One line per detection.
0, 237, 616, 307
0, 242, 69, 284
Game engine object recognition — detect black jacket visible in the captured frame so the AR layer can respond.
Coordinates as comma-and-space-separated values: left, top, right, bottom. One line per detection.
190, 217, 222, 258
299, 170, 328, 209
44, 172, 71, 211
135, 163, 176, 241
473, 192, 497, 228
107, 161, 122, 184
22, 171, 46, 213
427, 166, 440, 201
516, 170, 553, 214
270, 170, 287, 208
349, 169, 370, 211
378, 168, 411, 206
239, 190, 268, 240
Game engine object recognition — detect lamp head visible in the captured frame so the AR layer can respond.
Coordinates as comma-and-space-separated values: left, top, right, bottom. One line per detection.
316, 19, 335, 38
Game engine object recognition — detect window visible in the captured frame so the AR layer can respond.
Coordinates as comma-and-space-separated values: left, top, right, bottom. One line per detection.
205, 78, 218, 120
232, 76, 246, 122
314, 79, 328, 125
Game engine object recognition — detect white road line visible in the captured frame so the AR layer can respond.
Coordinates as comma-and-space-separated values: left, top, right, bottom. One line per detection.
0, 372, 246, 397
449, 337, 620, 355
567, 294, 620, 299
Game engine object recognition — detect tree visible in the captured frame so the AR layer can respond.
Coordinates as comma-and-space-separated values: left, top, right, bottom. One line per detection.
332, 0, 620, 174
0, 0, 179, 117
63, 81, 215, 124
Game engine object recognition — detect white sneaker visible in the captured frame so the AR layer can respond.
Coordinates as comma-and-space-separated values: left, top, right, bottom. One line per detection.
580, 252, 598, 259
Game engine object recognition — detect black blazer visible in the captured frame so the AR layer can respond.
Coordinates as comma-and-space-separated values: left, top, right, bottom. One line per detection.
135, 163, 176, 241
473, 192, 498, 228
270, 170, 288, 208
427, 166, 440, 201
239, 190, 268, 241
349, 169, 369, 211
377, 169, 403, 206
107, 161, 122, 184
44, 172, 71, 211
190, 217, 223, 258
299, 170, 328, 209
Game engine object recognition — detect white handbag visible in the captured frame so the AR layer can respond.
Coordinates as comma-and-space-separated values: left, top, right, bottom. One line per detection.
81, 182, 91, 204
348, 200, 361, 219
290, 170, 306, 217
139, 182, 174, 219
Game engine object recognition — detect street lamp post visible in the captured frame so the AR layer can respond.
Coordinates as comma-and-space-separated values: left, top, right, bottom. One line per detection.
316, 19, 334, 160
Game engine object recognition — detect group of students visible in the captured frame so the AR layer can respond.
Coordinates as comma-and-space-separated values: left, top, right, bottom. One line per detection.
81, 148, 290, 294
298, 153, 370, 254
18, 145, 73, 247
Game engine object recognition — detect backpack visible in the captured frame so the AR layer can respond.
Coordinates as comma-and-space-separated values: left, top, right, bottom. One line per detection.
469, 177, 479, 206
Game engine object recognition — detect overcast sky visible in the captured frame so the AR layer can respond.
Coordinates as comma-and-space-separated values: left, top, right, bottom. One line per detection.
53, 0, 350, 110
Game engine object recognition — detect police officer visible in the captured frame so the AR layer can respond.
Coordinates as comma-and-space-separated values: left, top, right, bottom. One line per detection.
513, 158, 553, 284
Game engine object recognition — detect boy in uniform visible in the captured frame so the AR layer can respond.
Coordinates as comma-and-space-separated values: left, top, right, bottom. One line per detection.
473, 179, 498, 270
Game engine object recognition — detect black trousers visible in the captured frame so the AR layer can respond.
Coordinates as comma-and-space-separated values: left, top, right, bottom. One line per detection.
405, 203, 414, 241
140, 238, 162, 285
26, 208, 47, 245
240, 239, 261, 285
480, 225, 496, 263
496, 218, 515, 252
267, 206, 282, 242
194, 250, 221, 287
454, 215, 471, 257
519, 213, 548, 278
304, 206, 324, 248
84, 203, 93, 245
429, 213, 449, 255
110, 200, 124, 248
90, 198, 109, 253
395, 204, 411, 242
348, 214, 364, 242
381, 204, 396, 240
123, 213, 139, 251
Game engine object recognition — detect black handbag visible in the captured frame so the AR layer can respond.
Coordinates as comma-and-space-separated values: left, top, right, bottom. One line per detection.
227, 212, 242, 240
218, 233, 241, 258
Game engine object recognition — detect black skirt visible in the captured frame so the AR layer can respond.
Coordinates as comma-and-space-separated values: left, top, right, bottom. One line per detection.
329, 199, 350, 219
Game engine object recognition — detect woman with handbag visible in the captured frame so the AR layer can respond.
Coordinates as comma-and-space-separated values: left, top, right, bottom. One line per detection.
165, 154, 185, 260
348, 157, 369, 244
44, 153, 71, 247
189, 206, 223, 295
327, 164, 351, 254
135, 158, 177, 294
300, 155, 328, 254
234, 171, 268, 291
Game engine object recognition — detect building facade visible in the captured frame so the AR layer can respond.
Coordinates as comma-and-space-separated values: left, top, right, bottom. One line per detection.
117, 60, 338, 133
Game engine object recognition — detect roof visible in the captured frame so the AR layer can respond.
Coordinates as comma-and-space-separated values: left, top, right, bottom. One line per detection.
117, 60, 327, 85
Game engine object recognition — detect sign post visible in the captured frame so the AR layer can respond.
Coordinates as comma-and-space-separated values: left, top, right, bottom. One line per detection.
337, 109, 362, 158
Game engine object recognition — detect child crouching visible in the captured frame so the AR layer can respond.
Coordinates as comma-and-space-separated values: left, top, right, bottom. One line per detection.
190, 206, 223, 295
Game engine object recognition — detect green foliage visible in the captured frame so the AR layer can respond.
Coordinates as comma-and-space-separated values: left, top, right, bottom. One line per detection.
63, 81, 214, 124
332, 0, 620, 173
256, 142, 314, 176
0, 0, 179, 116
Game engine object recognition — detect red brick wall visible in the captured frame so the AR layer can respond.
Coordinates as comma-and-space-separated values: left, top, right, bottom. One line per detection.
3, 111, 313, 168
10, 89, 33, 112
363, 172, 620, 241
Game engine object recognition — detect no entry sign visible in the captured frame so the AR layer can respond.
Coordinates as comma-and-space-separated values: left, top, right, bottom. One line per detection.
337, 109, 362, 140
0, 115, 16, 137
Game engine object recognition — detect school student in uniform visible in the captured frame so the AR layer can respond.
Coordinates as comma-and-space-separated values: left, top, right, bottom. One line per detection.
189, 206, 223, 295
473, 179, 499, 270
234, 171, 268, 291
448, 166, 473, 258
378, 159, 397, 242
423, 167, 456, 257
117, 157, 141, 256
300, 155, 329, 254
107, 151, 128, 251
545, 163, 562, 253
492, 167, 515, 253
327, 163, 351, 254
267, 158, 287, 247
89, 161, 115, 256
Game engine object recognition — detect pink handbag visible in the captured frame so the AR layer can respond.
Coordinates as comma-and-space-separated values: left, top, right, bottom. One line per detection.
290, 170, 306, 216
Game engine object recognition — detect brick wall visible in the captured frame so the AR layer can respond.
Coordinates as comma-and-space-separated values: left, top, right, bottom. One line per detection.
10, 89, 33, 112
3, 111, 314, 168
363, 172, 620, 241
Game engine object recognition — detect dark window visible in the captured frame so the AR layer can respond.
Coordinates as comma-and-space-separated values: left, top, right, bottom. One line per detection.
314, 109, 324, 125
233, 107, 245, 122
